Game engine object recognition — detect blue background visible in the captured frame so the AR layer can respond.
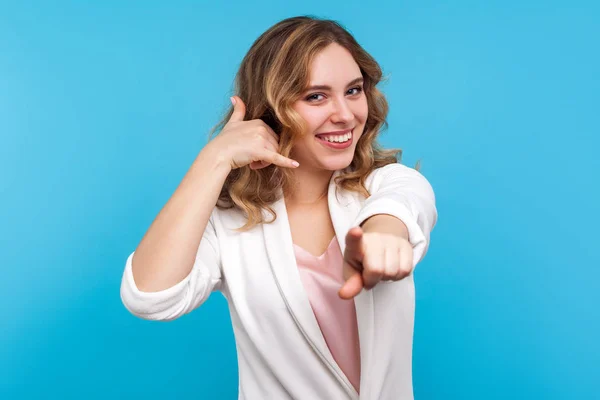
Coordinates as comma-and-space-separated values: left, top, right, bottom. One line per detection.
1, 1, 598, 399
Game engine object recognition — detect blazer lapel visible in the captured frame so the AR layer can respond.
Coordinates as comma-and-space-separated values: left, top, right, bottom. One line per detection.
328, 174, 375, 396
262, 195, 326, 354
262, 171, 361, 398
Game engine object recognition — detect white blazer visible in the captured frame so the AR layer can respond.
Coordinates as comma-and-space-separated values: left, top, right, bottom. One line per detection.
121, 163, 437, 400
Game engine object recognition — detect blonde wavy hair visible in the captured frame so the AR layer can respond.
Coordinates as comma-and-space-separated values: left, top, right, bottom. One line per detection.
209, 15, 408, 231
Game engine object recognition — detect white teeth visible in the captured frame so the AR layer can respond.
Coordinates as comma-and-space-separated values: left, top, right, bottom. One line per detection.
322, 131, 352, 143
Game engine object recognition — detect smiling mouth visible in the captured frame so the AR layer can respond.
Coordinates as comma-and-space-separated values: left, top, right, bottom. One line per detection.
314, 130, 354, 150
315, 129, 353, 143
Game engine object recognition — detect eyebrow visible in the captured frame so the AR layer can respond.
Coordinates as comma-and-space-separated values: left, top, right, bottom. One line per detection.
304, 77, 364, 92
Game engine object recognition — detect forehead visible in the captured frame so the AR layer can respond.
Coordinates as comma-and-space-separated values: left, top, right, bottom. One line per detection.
307, 43, 361, 85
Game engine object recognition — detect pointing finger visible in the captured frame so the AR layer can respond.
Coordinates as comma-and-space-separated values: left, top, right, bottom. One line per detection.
344, 227, 364, 263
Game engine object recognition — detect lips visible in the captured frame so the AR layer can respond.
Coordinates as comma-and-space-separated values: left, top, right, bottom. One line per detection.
315, 128, 353, 138
315, 129, 354, 150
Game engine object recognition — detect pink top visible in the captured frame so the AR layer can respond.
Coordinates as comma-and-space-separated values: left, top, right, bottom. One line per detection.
293, 236, 361, 393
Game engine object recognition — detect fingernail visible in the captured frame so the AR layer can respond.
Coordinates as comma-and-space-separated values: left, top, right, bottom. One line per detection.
292, 161, 300, 167
230, 96, 236, 106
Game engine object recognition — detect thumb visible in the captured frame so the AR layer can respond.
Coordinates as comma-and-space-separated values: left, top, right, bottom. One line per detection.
228, 96, 246, 123
339, 266, 364, 300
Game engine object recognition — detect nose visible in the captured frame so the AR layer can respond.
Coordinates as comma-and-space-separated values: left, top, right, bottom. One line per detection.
330, 97, 354, 124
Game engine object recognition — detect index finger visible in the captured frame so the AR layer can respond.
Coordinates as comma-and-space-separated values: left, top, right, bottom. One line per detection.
344, 227, 364, 263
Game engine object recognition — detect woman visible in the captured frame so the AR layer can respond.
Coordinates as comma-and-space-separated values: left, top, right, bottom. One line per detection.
120, 16, 437, 400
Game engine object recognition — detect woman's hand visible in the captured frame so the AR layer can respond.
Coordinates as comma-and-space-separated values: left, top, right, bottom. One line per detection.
338, 226, 414, 300
206, 96, 299, 171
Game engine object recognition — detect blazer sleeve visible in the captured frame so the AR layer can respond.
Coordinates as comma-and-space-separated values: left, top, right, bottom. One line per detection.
120, 213, 222, 321
353, 163, 438, 268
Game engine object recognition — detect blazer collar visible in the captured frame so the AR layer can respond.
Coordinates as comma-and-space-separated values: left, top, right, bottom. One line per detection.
262, 170, 374, 398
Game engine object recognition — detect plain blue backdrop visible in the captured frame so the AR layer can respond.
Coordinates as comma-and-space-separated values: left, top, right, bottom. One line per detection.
1, 1, 598, 399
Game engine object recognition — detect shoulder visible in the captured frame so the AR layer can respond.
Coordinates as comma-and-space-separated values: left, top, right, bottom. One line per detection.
210, 203, 248, 231
364, 162, 432, 192
367, 162, 421, 178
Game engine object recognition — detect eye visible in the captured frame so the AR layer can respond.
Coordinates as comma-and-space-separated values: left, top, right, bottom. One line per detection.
347, 86, 363, 96
304, 86, 363, 103
305, 93, 325, 102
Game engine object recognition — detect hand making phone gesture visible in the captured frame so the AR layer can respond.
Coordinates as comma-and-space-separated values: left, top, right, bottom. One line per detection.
205, 96, 300, 171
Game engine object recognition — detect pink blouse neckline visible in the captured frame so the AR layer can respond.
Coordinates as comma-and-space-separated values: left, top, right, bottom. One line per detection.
292, 236, 337, 260
292, 235, 361, 393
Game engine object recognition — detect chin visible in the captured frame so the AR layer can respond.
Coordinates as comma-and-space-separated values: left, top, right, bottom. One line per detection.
318, 153, 355, 171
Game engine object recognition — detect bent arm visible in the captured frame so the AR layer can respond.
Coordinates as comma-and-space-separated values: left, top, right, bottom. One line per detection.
120, 146, 230, 320
120, 215, 223, 321
354, 163, 438, 268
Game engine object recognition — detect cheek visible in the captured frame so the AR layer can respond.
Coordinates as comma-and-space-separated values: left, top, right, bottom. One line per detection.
296, 107, 330, 132
354, 99, 369, 122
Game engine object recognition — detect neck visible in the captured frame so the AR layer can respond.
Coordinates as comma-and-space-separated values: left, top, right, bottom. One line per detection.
285, 166, 334, 206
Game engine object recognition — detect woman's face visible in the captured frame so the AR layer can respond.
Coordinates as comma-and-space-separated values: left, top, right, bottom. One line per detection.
290, 43, 368, 171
